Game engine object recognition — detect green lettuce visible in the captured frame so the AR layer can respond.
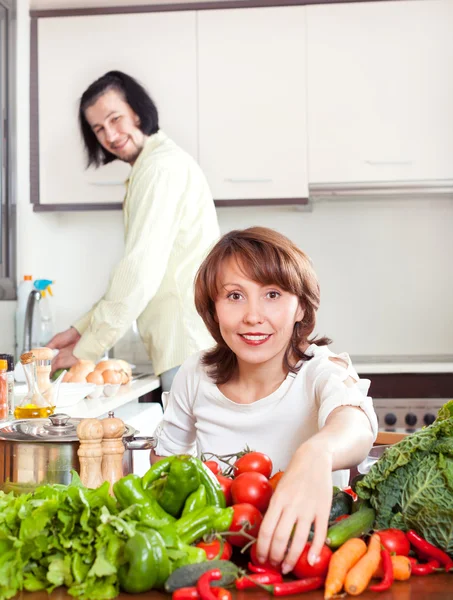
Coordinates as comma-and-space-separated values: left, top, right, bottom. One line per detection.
357, 400, 453, 555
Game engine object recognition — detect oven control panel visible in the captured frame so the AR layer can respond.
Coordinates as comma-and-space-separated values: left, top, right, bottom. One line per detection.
374, 398, 448, 432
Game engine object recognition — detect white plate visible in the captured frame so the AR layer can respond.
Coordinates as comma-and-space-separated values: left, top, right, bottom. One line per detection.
55, 383, 96, 407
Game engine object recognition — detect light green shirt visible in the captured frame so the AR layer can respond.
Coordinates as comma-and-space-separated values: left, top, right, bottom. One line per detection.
73, 131, 219, 375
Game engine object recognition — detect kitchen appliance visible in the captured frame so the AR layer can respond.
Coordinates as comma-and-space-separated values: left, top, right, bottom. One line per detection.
374, 398, 446, 433
0, 413, 156, 493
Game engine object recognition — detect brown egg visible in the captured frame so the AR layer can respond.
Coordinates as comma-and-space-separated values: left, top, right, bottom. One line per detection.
86, 370, 104, 385
102, 369, 122, 385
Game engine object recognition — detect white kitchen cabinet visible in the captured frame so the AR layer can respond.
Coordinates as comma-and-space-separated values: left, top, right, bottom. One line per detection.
36, 11, 197, 206
307, 0, 453, 185
197, 7, 308, 202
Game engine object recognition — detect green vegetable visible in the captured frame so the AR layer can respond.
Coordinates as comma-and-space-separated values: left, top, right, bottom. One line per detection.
153, 456, 200, 518
182, 484, 207, 516
356, 399, 453, 555
164, 560, 239, 593
113, 473, 175, 527
142, 456, 176, 488
325, 506, 376, 548
170, 544, 207, 570
50, 368, 66, 382
188, 457, 226, 508
329, 490, 353, 522
118, 529, 170, 593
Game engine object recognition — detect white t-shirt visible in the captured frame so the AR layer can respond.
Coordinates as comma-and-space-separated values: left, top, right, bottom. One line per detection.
153, 344, 378, 488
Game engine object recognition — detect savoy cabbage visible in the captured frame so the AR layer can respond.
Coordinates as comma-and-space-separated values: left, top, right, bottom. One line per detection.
356, 400, 453, 556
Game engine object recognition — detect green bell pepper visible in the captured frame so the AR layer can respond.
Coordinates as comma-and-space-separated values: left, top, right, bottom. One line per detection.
171, 544, 207, 571
182, 484, 207, 516
113, 473, 175, 527
142, 456, 176, 489
118, 528, 170, 593
176, 505, 234, 545
153, 456, 201, 518
188, 457, 226, 508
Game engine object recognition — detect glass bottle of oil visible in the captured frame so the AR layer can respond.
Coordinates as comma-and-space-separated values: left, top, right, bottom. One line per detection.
14, 351, 55, 419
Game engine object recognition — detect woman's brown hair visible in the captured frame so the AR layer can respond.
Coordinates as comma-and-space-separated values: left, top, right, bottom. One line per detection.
194, 226, 331, 384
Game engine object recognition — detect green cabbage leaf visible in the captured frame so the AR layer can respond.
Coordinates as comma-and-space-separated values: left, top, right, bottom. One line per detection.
357, 400, 453, 556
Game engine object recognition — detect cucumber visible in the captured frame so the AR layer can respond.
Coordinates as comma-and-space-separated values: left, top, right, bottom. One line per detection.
164, 560, 239, 592
325, 506, 375, 548
329, 491, 353, 522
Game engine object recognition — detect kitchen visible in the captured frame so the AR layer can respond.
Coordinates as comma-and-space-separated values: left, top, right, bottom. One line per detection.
0, 0, 452, 598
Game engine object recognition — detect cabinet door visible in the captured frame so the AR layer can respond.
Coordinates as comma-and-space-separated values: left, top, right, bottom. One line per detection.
37, 11, 197, 205
198, 7, 308, 201
307, 0, 453, 184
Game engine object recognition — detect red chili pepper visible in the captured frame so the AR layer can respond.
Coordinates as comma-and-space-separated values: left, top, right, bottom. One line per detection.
262, 577, 325, 596
173, 587, 200, 600
369, 548, 394, 592
235, 572, 283, 590
334, 514, 350, 523
411, 559, 440, 576
406, 530, 453, 571
197, 569, 222, 600
247, 561, 280, 575
213, 588, 232, 600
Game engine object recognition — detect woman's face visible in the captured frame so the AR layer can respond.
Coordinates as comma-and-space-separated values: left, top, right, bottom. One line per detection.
214, 257, 304, 372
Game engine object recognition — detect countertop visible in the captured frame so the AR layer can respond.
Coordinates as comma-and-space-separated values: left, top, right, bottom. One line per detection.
9, 574, 453, 600
353, 355, 453, 374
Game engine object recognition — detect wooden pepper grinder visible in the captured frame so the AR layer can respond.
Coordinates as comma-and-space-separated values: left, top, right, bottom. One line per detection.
101, 411, 126, 494
77, 418, 104, 489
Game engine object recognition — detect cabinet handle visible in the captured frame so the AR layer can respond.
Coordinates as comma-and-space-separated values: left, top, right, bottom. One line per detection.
224, 178, 273, 183
364, 160, 413, 167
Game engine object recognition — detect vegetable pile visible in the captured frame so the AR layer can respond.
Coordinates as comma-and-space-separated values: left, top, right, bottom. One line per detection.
356, 399, 453, 555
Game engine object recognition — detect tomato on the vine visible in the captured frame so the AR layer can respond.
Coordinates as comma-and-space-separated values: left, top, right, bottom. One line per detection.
292, 542, 332, 578
377, 529, 411, 556
216, 474, 233, 506
231, 472, 273, 513
228, 503, 263, 547
195, 539, 233, 561
234, 452, 273, 479
203, 460, 221, 475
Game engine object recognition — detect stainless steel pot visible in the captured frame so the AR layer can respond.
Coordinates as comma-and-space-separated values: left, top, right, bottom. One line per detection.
0, 412, 156, 493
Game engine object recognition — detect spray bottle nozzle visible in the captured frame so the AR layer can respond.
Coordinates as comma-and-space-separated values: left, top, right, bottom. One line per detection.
34, 279, 54, 295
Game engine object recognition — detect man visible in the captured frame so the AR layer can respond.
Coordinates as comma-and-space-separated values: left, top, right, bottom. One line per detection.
48, 71, 220, 391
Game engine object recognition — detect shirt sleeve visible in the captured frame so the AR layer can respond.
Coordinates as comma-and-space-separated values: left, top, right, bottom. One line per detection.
73, 162, 186, 361
153, 358, 198, 457
312, 352, 378, 440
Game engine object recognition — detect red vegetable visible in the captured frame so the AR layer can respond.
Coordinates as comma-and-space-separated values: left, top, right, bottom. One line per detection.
406, 530, 453, 571
377, 528, 411, 556
235, 572, 283, 590
248, 561, 280, 575
233, 451, 273, 479
411, 559, 440, 576
263, 577, 325, 596
173, 587, 200, 600
215, 474, 233, 506
230, 471, 273, 513
204, 461, 221, 475
197, 570, 222, 600
292, 542, 332, 579
228, 503, 263, 547
369, 548, 394, 592
250, 542, 281, 573
195, 539, 232, 561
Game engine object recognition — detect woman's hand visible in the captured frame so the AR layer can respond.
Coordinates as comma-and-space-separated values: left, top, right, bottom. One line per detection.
255, 439, 333, 574
47, 326, 81, 350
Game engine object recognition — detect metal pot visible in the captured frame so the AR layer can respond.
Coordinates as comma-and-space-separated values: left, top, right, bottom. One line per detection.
0, 412, 156, 493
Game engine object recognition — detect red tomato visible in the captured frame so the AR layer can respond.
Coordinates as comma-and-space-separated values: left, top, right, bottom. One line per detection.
195, 539, 233, 561
204, 460, 221, 475
250, 542, 282, 573
228, 503, 263, 547
234, 452, 273, 479
231, 472, 273, 513
292, 542, 333, 578
342, 486, 358, 501
269, 471, 284, 491
377, 529, 411, 556
216, 474, 233, 506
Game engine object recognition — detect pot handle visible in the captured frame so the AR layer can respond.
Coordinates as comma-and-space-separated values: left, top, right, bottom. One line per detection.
124, 436, 156, 451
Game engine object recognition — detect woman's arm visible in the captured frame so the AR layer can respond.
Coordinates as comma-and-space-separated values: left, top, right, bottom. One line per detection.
256, 404, 374, 574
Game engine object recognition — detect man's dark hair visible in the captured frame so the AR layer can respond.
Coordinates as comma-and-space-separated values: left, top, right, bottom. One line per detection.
79, 70, 159, 167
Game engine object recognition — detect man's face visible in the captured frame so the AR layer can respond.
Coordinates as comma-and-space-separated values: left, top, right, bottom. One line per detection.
85, 89, 147, 165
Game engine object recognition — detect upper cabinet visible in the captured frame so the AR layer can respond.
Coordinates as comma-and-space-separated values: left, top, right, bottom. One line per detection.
35, 11, 198, 207
306, 0, 453, 185
197, 7, 308, 202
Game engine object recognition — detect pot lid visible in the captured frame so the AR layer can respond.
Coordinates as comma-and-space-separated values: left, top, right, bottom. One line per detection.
0, 413, 136, 442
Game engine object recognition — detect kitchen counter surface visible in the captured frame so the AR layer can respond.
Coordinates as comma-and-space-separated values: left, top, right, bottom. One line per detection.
10, 574, 453, 600
353, 356, 453, 374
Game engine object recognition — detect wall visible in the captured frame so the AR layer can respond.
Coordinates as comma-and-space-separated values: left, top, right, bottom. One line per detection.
5, 0, 453, 360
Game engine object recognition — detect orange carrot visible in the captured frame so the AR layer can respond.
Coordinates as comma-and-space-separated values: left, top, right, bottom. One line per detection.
373, 555, 412, 581
344, 533, 382, 596
324, 538, 368, 599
